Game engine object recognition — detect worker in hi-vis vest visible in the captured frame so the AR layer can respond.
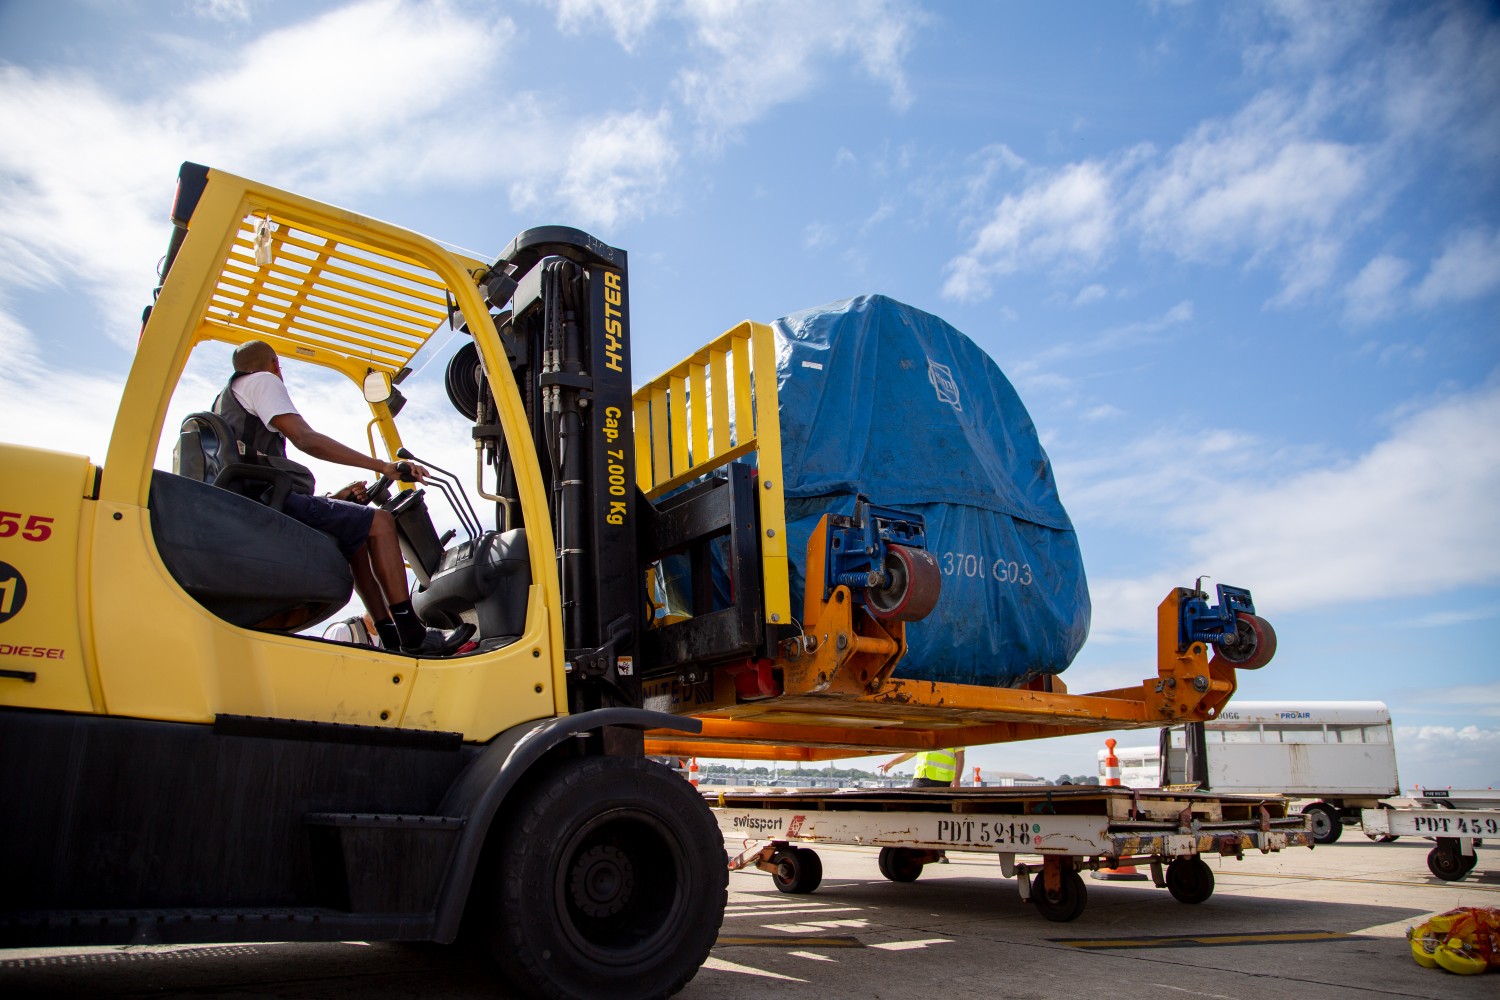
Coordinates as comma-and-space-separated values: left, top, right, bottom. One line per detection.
879, 747, 966, 788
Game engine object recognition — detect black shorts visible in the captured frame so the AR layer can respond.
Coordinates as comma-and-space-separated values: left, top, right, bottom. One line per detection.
283, 492, 376, 560
912, 777, 951, 788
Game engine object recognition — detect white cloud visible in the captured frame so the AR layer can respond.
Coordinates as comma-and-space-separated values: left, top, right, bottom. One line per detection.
0, 300, 128, 462
673, 0, 922, 142
1413, 226, 1500, 307
1080, 404, 1123, 422
1, 0, 928, 357
1076, 381, 1500, 637
942, 90, 1372, 304
942, 5, 1499, 309
1240, 0, 1379, 75
1412, 681, 1500, 717
0, 304, 40, 371
0, 2, 520, 348
1137, 90, 1367, 269
552, 0, 667, 51
802, 223, 837, 251
191, 0, 254, 23
1016, 299, 1193, 376
1394, 725, 1500, 788
1401, 605, 1500, 629
186, 0, 506, 149
943, 161, 1117, 302
1199, 386, 1500, 614
1072, 284, 1108, 306
1378, 3, 1500, 165
550, 110, 680, 230
0, 67, 195, 348
1344, 253, 1410, 324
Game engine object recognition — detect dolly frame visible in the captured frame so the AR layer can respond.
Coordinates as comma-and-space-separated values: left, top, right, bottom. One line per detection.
712, 785, 1313, 920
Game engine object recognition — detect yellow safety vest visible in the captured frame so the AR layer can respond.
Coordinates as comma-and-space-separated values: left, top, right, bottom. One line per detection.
914, 749, 958, 783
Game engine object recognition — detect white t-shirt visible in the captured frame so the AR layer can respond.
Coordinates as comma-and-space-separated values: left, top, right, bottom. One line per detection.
231, 371, 301, 427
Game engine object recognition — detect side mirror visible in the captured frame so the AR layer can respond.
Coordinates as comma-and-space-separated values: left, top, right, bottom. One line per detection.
363, 370, 392, 403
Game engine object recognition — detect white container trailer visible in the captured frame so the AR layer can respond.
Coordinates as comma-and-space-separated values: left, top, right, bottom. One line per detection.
1098, 702, 1399, 844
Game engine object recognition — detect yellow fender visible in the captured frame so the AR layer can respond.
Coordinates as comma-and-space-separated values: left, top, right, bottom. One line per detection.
1434, 938, 1487, 976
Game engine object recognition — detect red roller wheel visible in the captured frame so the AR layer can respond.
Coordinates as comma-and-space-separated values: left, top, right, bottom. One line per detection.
1212, 612, 1277, 670
867, 544, 941, 622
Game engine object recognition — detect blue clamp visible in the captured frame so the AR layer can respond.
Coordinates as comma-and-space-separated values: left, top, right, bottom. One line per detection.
1178, 582, 1258, 653
823, 498, 928, 607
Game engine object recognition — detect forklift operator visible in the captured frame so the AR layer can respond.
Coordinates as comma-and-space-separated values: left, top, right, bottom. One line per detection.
214, 340, 463, 656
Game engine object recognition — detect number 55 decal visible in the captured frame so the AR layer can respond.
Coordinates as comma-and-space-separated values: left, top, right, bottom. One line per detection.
0, 512, 54, 542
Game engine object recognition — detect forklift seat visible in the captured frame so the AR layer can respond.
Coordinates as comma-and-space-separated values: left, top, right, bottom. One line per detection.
149, 470, 353, 632
173, 411, 297, 511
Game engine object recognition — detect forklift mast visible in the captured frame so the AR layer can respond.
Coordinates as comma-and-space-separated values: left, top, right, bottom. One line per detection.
478, 229, 641, 715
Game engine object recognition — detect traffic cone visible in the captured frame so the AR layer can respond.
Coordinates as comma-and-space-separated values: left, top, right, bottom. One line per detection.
1094, 738, 1147, 881
688, 758, 700, 787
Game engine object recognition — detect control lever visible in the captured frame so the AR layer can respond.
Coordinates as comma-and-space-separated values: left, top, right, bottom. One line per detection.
366, 461, 414, 507
396, 447, 483, 542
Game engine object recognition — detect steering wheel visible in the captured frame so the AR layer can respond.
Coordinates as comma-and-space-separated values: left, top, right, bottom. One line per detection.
365, 461, 414, 507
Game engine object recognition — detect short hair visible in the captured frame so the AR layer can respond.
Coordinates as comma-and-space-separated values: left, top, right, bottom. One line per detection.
233, 340, 279, 373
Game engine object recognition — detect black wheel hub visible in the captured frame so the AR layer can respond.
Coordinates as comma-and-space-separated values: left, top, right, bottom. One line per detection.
570, 844, 636, 918
1218, 617, 1256, 662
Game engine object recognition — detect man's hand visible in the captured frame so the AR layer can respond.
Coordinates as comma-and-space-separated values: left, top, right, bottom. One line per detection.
378, 460, 429, 483
330, 481, 370, 503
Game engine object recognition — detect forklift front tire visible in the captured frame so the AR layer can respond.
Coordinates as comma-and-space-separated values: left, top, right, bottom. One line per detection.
480, 755, 727, 1000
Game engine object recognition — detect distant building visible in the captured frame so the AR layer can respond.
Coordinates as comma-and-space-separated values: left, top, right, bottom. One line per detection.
974, 770, 1047, 787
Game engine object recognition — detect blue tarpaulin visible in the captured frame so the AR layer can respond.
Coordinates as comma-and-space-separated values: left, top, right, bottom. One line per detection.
772, 295, 1090, 687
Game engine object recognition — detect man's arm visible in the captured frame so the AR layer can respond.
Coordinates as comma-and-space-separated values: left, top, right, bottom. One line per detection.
952, 748, 966, 787
270, 413, 407, 479
878, 751, 917, 774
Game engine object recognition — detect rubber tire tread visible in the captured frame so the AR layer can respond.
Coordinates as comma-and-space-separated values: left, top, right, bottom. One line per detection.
1427, 844, 1468, 882
772, 848, 824, 894
1304, 803, 1343, 844
1032, 869, 1087, 922
1165, 857, 1215, 904
877, 847, 924, 883
485, 755, 728, 1000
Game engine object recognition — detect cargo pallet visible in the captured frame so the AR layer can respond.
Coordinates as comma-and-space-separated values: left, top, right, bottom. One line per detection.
1362, 788, 1499, 883
713, 785, 1313, 921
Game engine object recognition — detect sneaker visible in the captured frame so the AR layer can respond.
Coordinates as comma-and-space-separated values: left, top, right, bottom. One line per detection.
401, 623, 477, 657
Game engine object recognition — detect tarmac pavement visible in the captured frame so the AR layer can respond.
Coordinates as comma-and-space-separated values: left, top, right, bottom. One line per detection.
2, 836, 1494, 998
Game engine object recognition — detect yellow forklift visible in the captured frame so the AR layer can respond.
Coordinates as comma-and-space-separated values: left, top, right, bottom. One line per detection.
0, 164, 1276, 998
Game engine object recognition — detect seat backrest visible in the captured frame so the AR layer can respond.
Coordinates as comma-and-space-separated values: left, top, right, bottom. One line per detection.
174, 411, 243, 484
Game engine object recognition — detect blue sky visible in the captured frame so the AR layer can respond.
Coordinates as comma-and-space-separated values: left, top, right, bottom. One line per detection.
1, 0, 1496, 788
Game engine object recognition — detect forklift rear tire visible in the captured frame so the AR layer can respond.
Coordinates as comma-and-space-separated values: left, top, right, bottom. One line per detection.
1165, 857, 1215, 904
771, 847, 823, 894
482, 755, 727, 1000
1303, 803, 1343, 844
1031, 868, 1088, 922
877, 847, 925, 883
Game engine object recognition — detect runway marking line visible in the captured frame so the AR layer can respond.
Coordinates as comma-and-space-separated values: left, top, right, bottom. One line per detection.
718, 935, 863, 948
1217, 870, 1500, 892
1051, 929, 1357, 950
